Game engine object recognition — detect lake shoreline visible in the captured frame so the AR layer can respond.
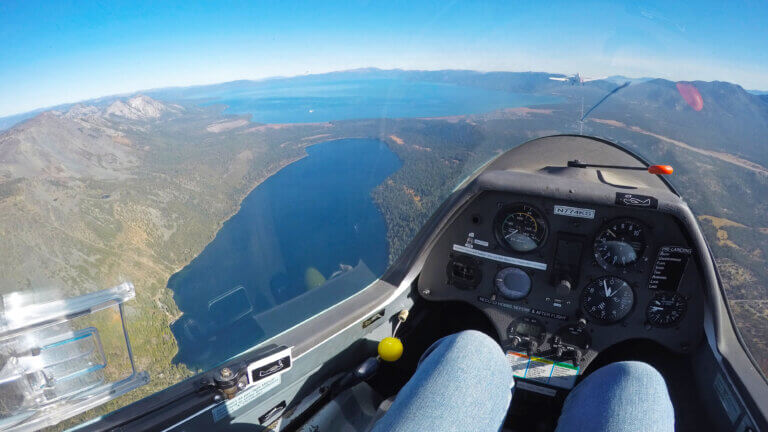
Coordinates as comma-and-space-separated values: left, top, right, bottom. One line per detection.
167, 137, 401, 368
165, 135, 394, 323
167, 151, 307, 277
166, 133, 378, 276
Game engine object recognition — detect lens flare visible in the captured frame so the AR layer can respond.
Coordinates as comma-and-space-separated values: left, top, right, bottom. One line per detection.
676, 82, 704, 111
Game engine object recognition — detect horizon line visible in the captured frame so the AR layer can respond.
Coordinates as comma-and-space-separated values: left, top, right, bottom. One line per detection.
0, 66, 762, 120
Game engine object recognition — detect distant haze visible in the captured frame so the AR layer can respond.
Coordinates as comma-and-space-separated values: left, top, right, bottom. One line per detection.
1, 1, 767, 117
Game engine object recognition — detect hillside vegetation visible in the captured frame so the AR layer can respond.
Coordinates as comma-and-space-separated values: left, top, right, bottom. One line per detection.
1, 71, 766, 424
0, 96, 343, 424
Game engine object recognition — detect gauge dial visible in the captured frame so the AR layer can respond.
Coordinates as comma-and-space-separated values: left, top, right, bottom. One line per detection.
581, 276, 635, 324
496, 204, 547, 252
495, 267, 531, 300
647, 291, 687, 327
594, 219, 646, 269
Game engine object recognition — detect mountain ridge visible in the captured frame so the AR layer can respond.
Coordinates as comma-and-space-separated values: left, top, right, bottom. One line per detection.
0, 95, 182, 182
2, 69, 763, 131
1, 72, 766, 420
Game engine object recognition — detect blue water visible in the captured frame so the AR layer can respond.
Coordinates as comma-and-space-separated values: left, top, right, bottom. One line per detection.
165, 78, 558, 123
164, 76, 557, 368
168, 139, 401, 369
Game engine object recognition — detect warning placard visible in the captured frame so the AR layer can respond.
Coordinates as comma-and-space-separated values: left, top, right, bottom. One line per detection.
507, 351, 529, 378
549, 361, 579, 389
526, 357, 554, 383
505, 350, 580, 390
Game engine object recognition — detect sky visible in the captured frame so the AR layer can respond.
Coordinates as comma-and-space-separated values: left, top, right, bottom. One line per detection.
1, 0, 768, 117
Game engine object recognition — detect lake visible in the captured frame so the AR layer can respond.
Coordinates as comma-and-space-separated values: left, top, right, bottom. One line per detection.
154, 77, 559, 124
165, 76, 556, 368
168, 139, 401, 368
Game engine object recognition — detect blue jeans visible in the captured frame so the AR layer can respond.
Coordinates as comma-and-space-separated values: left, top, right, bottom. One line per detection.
372, 330, 674, 432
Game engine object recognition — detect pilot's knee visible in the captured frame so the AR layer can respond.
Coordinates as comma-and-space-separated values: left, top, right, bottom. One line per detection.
452, 329, 502, 354
592, 361, 667, 389
577, 361, 672, 408
420, 330, 509, 376
559, 361, 674, 432
424, 330, 500, 359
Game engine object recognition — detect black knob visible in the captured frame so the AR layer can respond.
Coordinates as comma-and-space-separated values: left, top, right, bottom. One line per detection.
556, 279, 572, 297
577, 318, 587, 330
510, 336, 522, 347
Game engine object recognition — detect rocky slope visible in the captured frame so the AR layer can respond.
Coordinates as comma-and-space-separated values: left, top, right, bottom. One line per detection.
0, 95, 341, 423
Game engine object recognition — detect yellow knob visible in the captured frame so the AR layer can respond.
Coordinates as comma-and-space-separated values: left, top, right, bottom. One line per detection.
378, 337, 403, 362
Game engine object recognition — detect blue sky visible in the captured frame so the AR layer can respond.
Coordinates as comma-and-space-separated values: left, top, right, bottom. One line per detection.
1, 0, 767, 117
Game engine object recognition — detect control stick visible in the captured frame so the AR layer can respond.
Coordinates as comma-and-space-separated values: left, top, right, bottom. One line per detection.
333, 309, 410, 396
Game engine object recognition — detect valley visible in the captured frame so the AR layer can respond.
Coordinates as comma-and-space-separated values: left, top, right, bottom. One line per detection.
1, 69, 766, 423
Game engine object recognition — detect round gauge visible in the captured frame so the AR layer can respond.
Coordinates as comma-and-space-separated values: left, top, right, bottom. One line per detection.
581, 276, 635, 324
647, 291, 687, 327
594, 219, 646, 269
495, 267, 531, 300
496, 204, 548, 252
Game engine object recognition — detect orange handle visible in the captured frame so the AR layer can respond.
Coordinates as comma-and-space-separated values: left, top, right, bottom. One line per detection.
648, 165, 673, 175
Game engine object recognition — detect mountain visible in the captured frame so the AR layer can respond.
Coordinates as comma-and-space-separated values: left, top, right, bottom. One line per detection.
3, 68, 763, 132
1, 68, 767, 419
1, 111, 134, 181
594, 79, 768, 166
0, 96, 186, 182
105, 95, 181, 119
144, 69, 609, 102
604, 75, 654, 85
0, 110, 45, 132
0, 96, 345, 421
0, 93, 170, 132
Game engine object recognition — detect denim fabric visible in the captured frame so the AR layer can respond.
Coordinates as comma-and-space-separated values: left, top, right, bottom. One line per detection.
555, 361, 674, 432
372, 331, 674, 432
371, 330, 513, 432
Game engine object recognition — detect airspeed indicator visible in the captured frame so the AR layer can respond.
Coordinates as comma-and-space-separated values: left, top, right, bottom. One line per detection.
495, 204, 548, 253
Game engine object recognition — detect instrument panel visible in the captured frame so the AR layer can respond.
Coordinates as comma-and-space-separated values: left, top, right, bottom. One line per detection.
418, 190, 705, 372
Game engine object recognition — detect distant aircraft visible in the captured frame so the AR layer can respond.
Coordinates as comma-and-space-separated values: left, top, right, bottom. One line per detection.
549, 73, 604, 85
